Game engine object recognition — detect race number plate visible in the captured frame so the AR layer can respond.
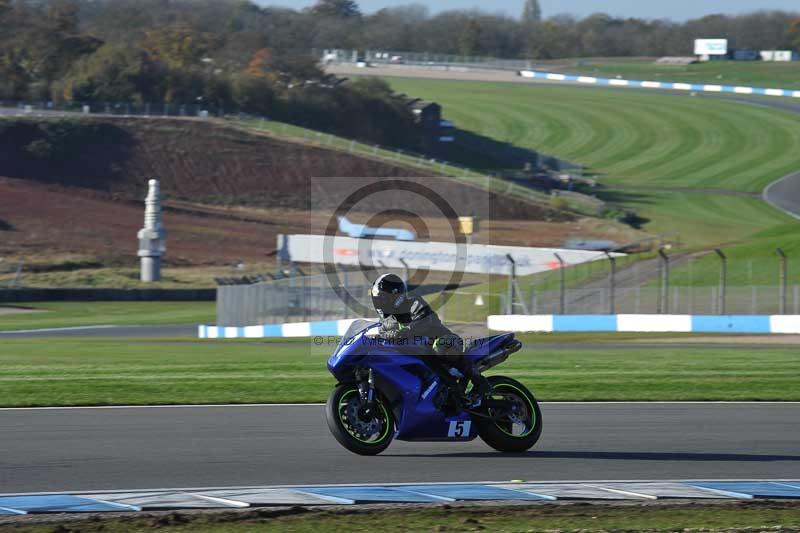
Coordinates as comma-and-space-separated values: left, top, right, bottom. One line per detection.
447, 420, 471, 438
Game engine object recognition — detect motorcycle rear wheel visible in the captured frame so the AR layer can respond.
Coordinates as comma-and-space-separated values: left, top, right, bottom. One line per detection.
326, 383, 395, 455
476, 376, 542, 452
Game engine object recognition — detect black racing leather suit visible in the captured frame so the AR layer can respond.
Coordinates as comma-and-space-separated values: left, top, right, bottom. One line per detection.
378, 295, 488, 394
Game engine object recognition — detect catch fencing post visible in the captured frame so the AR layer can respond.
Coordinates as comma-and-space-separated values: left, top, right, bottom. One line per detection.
342, 266, 349, 320
657, 249, 669, 314
604, 251, 616, 314
506, 254, 516, 315
399, 258, 410, 286
777, 248, 787, 314
554, 253, 566, 315
715, 249, 727, 315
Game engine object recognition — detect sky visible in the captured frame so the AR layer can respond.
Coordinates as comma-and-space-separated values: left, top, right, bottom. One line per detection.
255, 0, 799, 20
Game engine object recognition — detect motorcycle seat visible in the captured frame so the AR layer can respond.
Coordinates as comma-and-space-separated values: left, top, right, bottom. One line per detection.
465, 332, 516, 355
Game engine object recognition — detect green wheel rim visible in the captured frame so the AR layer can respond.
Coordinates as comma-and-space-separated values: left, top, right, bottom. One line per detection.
337, 389, 391, 445
489, 383, 537, 438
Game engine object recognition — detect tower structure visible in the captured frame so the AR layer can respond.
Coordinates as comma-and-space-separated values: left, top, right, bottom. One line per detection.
138, 179, 167, 282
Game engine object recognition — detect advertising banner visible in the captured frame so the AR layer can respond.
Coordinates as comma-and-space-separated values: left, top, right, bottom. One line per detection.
694, 39, 728, 55
279, 234, 620, 276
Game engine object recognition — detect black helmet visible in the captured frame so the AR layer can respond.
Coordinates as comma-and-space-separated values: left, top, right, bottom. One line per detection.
371, 273, 407, 317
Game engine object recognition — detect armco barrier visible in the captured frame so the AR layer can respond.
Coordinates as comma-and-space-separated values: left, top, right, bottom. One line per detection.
198, 319, 364, 339
517, 70, 800, 99
487, 314, 800, 334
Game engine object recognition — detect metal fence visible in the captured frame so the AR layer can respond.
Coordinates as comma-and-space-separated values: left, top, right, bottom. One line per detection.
216, 273, 373, 326
319, 48, 537, 72
500, 285, 800, 316
217, 278, 800, 327
216, 246, 800, 326
0, 259, 24, 288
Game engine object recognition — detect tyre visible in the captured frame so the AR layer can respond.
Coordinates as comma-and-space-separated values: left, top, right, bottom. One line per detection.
476, 376, 542, 453
325, 383, 395, 455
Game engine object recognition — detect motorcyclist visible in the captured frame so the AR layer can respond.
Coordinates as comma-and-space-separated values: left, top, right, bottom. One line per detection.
370, 273, 490, 400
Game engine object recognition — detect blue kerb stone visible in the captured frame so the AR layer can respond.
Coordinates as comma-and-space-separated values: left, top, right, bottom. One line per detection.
691, 482, 800, 499
0, 495, 138, 513
691, 315, 770, 333
296, 486, 445, 503
399, 484, 548, 501
310, 321, 339, 336
553, 315, 617, 332
262, 324, 282, 337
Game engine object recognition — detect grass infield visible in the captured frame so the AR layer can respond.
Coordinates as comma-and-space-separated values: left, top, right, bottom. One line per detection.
0, 301, 215, 331
0, 336, 797, 406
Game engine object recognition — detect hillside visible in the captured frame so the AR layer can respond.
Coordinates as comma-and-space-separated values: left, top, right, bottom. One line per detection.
0, 116, 642, 287
386, 78, 800, 246
374, 74, 800, 293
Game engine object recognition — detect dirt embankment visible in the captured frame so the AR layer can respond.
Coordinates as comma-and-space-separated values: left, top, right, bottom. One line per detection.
0, 117, 570, 221
0, 117, 619, 270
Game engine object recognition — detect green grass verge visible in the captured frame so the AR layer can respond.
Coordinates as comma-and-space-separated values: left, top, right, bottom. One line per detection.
0, 337, 797, 406
553, 58, 800, 90
384, 77, 800, 291
0, 301, 215, 331
11, 501, 800, 532
387, 79, 800, 194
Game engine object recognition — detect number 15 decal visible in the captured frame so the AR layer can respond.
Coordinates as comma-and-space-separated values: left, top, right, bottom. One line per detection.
447, 420, 471, 438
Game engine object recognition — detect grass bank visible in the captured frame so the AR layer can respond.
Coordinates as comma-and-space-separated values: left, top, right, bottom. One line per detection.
383, 77, 800, 294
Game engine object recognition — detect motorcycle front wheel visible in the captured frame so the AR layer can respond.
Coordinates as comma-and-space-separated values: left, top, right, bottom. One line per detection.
476, 376, 542, 453
326, 383, 395, 455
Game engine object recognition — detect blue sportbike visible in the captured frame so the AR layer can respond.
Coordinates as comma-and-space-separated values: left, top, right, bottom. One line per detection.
325, 320, 542, 455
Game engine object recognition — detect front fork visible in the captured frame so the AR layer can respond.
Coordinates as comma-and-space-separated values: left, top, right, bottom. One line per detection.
355, 366, 375, 415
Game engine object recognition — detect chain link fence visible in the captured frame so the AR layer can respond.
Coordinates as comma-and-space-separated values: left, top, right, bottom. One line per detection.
217, 273, 373, 326
216, 246, 800, 326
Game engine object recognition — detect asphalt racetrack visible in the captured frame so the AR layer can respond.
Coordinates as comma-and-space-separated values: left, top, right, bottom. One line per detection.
2, 403, 799, 494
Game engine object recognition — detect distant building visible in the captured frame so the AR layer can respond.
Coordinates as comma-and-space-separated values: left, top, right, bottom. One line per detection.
399, 96, 446, 152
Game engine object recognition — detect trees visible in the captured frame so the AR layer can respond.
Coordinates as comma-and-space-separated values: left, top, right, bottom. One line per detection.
142, 22, 219, 71
458, 18, 482, 57
789, 18, 800, 50
521, 0, 542, 26
58, 44, 162, 103
309, 0, 361, 19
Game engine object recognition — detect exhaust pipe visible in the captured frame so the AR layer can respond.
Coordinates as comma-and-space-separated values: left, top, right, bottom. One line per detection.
476, 340, 522, 372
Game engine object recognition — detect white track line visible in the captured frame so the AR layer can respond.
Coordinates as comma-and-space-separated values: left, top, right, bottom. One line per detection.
1, 401, 799, 411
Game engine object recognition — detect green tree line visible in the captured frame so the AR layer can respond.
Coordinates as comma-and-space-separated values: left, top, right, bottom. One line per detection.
2, 0, 799, 145
0, 0, 421, 148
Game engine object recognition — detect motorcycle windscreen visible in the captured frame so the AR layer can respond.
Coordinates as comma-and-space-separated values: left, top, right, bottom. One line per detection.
333, 319, 379, 356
